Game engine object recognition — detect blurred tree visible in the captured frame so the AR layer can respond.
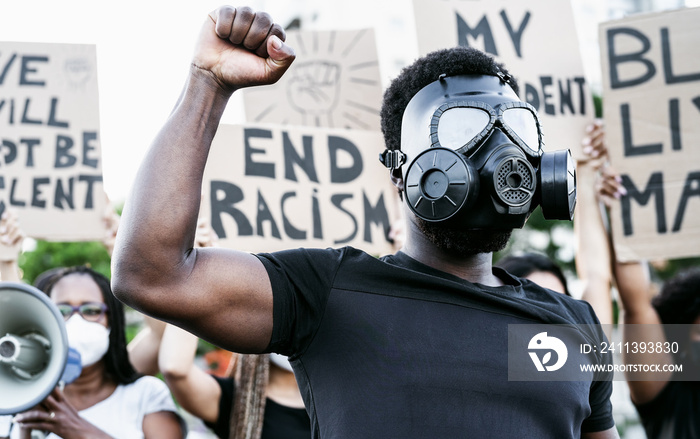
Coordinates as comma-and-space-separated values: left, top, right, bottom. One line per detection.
18, 240, 111, 286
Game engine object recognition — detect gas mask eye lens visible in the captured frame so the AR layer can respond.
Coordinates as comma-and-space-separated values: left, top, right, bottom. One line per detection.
502, 107, 540, 152
437, 107, 491, 150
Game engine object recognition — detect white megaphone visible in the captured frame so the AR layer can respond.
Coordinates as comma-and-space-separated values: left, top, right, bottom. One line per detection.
0, 282, 80, 416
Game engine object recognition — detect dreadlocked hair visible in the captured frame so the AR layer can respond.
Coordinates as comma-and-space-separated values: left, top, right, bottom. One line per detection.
380, 46, 518, 153
229, 354, 270, 439
38, 265, 140, 385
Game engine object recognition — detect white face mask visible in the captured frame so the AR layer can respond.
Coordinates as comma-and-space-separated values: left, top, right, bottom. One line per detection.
269, 353, 293, 373
65, 314, 111, 367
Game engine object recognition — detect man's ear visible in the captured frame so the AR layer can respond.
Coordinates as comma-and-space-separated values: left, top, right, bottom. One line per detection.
391, 168, 404, 201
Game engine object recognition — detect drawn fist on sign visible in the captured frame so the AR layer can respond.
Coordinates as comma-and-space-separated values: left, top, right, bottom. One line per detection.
287, 61, 341, 116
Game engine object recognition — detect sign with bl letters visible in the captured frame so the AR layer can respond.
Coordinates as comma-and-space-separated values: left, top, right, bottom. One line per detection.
600, 8, 700, 261
412, 0, 593, 157
201, 124, 399, 255
0, 42, 105, 246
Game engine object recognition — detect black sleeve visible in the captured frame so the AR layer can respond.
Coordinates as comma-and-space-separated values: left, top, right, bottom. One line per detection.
255, 247, 347, 356
581, 306, 615, 433
203, 376, 234, 439
581, 377, 615, 433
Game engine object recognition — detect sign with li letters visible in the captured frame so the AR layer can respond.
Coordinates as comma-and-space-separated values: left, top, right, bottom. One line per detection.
600, 7, 700, 261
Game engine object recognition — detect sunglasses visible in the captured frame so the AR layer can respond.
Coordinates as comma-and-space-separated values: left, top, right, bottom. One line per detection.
56, 302, 108, 322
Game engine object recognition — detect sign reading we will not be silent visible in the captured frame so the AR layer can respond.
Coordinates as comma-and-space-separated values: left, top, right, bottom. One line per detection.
412, 0, 594, 158
600, 8, 700, 262
0, 42, 106, 258
201, 124, 400, 255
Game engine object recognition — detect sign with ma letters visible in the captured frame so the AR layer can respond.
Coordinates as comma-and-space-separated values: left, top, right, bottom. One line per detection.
600, 8, 700, 261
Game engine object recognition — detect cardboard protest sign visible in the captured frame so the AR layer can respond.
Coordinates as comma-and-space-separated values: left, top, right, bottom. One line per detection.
600, 8, 700, 262
412, 0, 593, 156
242, 29, 383, 131
0, 42, 106, 250
201, 124, 400, 255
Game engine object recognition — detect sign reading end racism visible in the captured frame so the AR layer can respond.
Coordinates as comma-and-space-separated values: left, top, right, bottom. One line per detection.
0, 42, 106, 246
412, 0, 593, 157
600, 7, 700, 261
202, 124, 400, 255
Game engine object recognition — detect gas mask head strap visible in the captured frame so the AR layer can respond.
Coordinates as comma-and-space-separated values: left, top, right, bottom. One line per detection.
379, 149, 406, 170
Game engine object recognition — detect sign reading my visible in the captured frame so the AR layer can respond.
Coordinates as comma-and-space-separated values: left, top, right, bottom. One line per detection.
412, 0, 593, 156
456, 9, 588, 118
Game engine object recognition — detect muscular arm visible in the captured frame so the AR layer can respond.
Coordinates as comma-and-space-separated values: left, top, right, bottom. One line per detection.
598, 167, 673, 403
614, 259, 672, 404
575, 164, 613, 327
575, 122, 613, 327
128, 315, 167, 376
111, 6, 295, 353
158, 324, 222, 424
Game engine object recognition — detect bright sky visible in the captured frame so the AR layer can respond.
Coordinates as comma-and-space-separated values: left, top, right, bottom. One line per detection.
0, 0, 417, 204
1, 0, 695, 204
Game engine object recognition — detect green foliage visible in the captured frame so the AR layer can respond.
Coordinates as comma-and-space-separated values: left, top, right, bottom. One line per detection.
495, 206, 576, 275
593, 94, 603, 118
18, 240, 111, 286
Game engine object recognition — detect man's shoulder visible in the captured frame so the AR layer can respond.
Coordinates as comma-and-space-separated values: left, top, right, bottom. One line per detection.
518, 277, 601, 325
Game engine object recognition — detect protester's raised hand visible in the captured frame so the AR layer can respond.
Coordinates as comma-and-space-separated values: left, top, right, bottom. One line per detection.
102, 194, 120, 257
580, 119, 608, 168
596, 165, 627, 208
193, 5, 295, 91
0, 209, 24, 250
194, 217, 219, 249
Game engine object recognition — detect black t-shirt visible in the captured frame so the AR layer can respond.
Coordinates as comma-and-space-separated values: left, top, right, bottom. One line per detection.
257, 247, 615, 439
635, 379, 700, 439
205, 375, 311, 439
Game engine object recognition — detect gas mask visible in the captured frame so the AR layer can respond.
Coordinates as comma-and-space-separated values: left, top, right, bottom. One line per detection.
380, 74, 576, 229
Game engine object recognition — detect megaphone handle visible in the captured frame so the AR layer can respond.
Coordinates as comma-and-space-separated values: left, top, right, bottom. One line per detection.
6, 423, 49, 439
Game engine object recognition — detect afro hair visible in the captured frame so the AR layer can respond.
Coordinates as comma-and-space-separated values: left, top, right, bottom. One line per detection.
652, 267, 700, 356
652, 267, 700, 326
380, 46, 518, 152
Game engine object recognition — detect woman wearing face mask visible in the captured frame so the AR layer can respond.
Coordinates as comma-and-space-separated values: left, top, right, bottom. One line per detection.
10, 266, 184, 439
157, 323, 310, 439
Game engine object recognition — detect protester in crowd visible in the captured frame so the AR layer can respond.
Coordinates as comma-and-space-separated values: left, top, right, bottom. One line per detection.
9, 266, 183, 439
496, 252, 572, 296
130, 216, 310, 439
573, 120, 615, 327
588, 134, 700, 439
112, 6, 618, 437
159, 324, 310, 439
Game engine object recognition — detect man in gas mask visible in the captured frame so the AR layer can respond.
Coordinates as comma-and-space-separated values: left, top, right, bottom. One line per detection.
380, 47, 576, 257
112, 6, 618, 438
